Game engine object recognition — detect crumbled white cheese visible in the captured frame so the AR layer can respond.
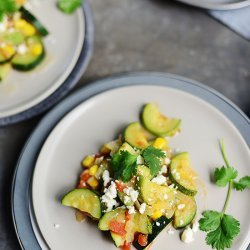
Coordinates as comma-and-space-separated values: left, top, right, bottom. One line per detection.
180, 220, 184, 226
192, 220, 199, 233
167, 227, 175, 235
181, 227, 194, 243
164, 158, 171, 165
17, 44, 28, 55
152, 174, 166, 185
156, 222, 160, 227
127, 206, 136, 214
177, 204, 186, 210
137, 155, 144, 164
124, 187, 138, 202
54, 224, 60, 229
168, 184, 175, 189
101, 181, 118, 212
124, 195, 131, 204
171, 169, 176, 174
139, 203, 146, 214
102, 170, 111, 186
0, 22, 7, 32
164, 194, 168, 200
160, 165, 168, 174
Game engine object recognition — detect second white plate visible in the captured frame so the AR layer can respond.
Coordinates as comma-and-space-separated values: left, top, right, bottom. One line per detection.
32, 85, 250, 250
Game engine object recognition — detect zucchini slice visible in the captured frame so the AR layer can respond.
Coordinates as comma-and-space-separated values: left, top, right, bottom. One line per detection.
99, 208, 152, 247
137, 165, 152, 180
174, 191, 197, 229
0, 64, 11, 81
169, 152, 197, 196
62, 188, 102, 220
20, 7, 49, 36
11, 36, 45, 71
133, 216, 172, 250
124, 122, 149, 149
141, 103, 181, 137
137, 177, 176, 219
2, 31, 25, 46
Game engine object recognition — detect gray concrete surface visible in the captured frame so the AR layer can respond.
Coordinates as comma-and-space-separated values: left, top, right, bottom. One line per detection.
0, 0, 249, 249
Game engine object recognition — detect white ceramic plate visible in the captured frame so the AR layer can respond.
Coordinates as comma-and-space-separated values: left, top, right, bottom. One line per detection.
176, 0, 250, 10
0, 0, 84, 118
32, 85, 250, 250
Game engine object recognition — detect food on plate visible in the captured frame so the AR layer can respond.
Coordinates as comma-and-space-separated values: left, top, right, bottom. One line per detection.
62, 103, 201, 249
0, 1, 48, 81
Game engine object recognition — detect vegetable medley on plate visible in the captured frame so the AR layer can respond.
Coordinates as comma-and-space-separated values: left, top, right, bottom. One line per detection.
62, 103, 201, 250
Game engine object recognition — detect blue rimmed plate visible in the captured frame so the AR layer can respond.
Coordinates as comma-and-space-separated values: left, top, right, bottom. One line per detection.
11, 73, 250, 249
0, 0, 94, 126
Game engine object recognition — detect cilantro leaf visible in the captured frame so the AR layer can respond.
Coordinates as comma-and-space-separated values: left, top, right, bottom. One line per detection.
111, 150, 137, 182
142, 146, 165, 176
200, 212, 240, 250
233, 176, 250, 191
0, 0, 18, 20
199, 210, 221, 232
58, 0, 83, 14
214, 166, 238, 187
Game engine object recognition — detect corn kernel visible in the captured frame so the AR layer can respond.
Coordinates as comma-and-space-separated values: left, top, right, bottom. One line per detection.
22, 24, 36, 36
14, 19, 27, 29
87, 176, 99, 188
82, 155, 95, 168
31, 44, 42, 56
151, 210, 162, 220
153, 137, 167, 150
89, 164, 98, 176
0, 44, 15, 58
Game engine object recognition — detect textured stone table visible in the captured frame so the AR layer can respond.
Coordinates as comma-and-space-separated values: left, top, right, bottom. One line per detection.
0, 0, 249, 249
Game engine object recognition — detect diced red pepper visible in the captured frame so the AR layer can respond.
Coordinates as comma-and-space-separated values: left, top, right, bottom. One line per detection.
116, 181, 127, 192
125, 210, 131, 222
80, 171, 91, 182
137, 234, 148, 247
109, 220, 126, 236
121, 241, 131, 250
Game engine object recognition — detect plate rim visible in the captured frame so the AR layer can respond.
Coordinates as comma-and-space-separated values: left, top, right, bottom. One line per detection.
0, 0, 94, 127
175, 0, 250, 10
11, 72, 250, 250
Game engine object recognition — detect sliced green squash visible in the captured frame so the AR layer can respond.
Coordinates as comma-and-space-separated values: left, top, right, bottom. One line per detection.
119, 142, 138, 155
62, 188, 102, 219
99, 208, 152, 247
137, 165, 152, 179
0, 64, 11, 81
124, 122, 149, 149
141, 103, 181, 137
174, 191, 197, 229
11, 36, 45, 71
133, 216, 172, 250
137, 177, 176, 219
169, 152, 197, 196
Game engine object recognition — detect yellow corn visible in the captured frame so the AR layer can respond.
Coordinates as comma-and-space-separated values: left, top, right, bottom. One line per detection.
82, 155, 95, 168
153, 137, 167, 150
0, 44, 15, 58
22, 24, 36, 36
151, 210, 163, 220
89, 164, 98, 176
14, 19, 27, 29
87, 176, 99, 188
31, 44, 42, 56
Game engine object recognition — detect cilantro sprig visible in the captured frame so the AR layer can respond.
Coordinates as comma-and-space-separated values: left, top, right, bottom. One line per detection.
57, 0, 83, 14
111, 150, 137, 182
0, 0, 18, 21
199, 140, 249, 250
142, 146, 166, 176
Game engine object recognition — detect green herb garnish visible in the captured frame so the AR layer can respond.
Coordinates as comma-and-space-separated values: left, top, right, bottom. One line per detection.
111, 150, 137, 182
58, 0, 83, 14
142, 146, 165, 176
199, 140, 249, 250
0, 0, 18, 21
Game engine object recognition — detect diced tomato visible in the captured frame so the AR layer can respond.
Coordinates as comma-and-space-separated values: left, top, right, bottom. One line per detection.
80, 171, 91, 182
78, 180, 87, 188
125, 210, 131, 222
137, 234, 148, 247
116, 181, 127, 192
121, 242, 131, 250
109, 220, 126, 236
